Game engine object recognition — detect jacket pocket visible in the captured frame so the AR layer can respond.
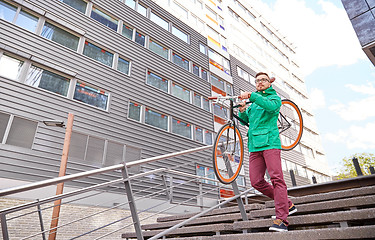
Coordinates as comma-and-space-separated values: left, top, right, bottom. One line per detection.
251, 128, 270, 148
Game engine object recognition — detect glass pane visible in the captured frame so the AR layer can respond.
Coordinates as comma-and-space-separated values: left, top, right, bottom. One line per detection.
135, 31, 145, 46
15, 10, 38, 32
91, 7, 118, 31
85, 136, 105, 166
126, 145, 141, 173
125, 0, 136, 9
118, 57, 130, 74
137, 3, 147, 16
172, 83, 190, 102
73, 82, 109, 110
0, 0, 17, 22
146, 72, 168, 92
172, 26, 188, 43
193, 93, 201, 107
6, 116, 37, 148
226, 83, 233, 96
69, 132, 87, 159
104, 141, 123, 166
128, 102, 141, 121
150, 12, 168, 30
149, 40, 168, 59
193, 65, 199, 76
83, 42, 113, 66
210, 75, 224, 90
196, 165, 205, 183
59, 0, 87, 13
203, 98, 210, 111
25, 66, 70, 96
0, 55, 24, 80
205, 131, 212, 145
172, 118, 191, 139
145, 108, 168, 131
195, 127, 203, 143
0, 112, 10, 142
122, 24, 133, 39
213, 104, 227, 118
201, 69, 208, 81
199, 43, 206, 54
41, 22, 79, 51
172, 53, 189, 70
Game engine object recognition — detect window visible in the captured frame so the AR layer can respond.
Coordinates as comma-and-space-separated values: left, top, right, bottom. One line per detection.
0, 54, 24, 80
125, 0, 136, 9
145, 107, 168, 131
41, 22, 80, 51
146, 71, 168, 92
14, 9, 39, 32
193, 64, 199, 77
83, 41, 114, 67
137, 3, 147, 16
150, 11, 169, 31
172, 82, 190, 102
201, 69, 208, 81
210, 74, 224, 91
128, 101, 141, 121
0, 112, 10, 141
59, 0, 87, 13
196, 165, 217, 185
135, 31, 145, 46
208, 49, 230, 75
172, 26, 188, 43
91, 7, 118, 31
0, 0, 17, 22
195, 127, 203, 143
104, 141, 124, 166
172, 53, 189, 70
205, 130, 213, 145
73, 82, 109, 110
199, 43, 207, 55
193, 93, 201, 108
203, 97, 210, 111
213, 104, 227, 119
149, 39, 169, 59
122, 24, 133, 39
25, 66, 70, 96
5, 115, 37, 149
172, 118, 191, 139
172, 1, 188, 19
118, 57, 130, 75
226, 83, 233, 96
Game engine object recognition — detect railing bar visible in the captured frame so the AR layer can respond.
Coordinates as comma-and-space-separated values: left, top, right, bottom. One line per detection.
149, 188, 254, 240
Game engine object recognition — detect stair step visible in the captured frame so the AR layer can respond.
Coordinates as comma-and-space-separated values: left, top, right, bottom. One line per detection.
235, 207, 375, 230
156, 203, 264, 223
166, 225, 375, 240
266, 185, 375, 208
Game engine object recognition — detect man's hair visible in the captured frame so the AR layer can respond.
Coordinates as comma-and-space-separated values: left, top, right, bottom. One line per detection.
255, 72, 270, 78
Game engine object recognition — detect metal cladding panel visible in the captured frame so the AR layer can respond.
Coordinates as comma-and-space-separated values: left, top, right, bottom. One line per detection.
0, 0, 214, 185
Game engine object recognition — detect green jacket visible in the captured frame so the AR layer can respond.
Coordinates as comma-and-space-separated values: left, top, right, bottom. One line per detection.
238, 86, 282, 152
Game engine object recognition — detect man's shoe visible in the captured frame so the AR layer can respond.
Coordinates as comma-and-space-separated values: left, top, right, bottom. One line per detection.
269, 219, 288, 232
272, 203, 297, 219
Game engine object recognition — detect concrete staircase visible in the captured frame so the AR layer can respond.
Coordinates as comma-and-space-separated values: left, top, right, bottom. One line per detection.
122, 181, 375, 239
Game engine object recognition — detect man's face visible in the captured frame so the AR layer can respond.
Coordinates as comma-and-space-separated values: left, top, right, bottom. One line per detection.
255, 74, 271, 91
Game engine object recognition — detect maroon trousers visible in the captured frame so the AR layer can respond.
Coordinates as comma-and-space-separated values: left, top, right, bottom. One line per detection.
249, 149, 292, 224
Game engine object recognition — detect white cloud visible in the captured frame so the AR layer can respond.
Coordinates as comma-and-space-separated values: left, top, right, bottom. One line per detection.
324, 121, 375, 149
329, 96, 375, 121
345, 82, 375, 95
254, 0, 366, 75
309, 88, 326, 110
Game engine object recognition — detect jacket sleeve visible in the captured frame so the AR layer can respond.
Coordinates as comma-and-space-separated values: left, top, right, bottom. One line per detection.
238, 107, 249, 125
249, 92, 281, 112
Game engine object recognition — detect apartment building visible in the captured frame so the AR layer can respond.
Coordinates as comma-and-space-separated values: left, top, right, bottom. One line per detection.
0, 0, 330, 204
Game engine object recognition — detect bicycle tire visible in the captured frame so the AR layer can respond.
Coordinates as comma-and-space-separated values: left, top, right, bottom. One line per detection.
212, 123, 244, 184
278, 99, 303, 150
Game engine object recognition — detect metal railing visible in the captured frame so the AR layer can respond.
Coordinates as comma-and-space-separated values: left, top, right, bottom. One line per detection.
0, 143, 254, 240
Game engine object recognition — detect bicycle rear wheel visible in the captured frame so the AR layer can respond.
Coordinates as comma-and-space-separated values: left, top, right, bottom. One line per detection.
278, 99, 303, 150
212, 123, 244, 184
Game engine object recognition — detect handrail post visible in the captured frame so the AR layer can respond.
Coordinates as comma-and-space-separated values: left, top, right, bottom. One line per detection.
121, 163, 143, 240
198, 181, 204, 211
36, 199, 46, 240
1, 213, 9, 240
161, 174, 171, 201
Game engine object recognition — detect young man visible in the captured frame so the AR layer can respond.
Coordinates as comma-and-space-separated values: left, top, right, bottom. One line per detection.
238, 72, 297, 232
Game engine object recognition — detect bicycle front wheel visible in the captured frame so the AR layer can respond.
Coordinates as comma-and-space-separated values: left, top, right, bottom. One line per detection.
278, 99, 303, 150
212, 123, 244, 184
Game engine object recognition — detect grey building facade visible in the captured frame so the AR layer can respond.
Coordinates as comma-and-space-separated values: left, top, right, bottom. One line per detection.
342, 0, 375, 65
0, 0, 327, 204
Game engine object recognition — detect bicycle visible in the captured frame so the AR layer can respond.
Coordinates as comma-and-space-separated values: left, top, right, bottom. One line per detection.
208, 95, 303, 184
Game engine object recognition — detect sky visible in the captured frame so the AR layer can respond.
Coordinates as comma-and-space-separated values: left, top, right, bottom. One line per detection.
254, 0, 375, 175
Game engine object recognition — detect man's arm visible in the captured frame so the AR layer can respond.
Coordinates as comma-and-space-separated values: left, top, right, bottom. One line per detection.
249, 93, 281, 112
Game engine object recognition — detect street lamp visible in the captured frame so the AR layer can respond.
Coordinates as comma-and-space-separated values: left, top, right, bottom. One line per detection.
43, 113, 74, 240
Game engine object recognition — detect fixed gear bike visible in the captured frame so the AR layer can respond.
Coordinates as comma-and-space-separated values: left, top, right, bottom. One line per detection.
208, 95, 303, 184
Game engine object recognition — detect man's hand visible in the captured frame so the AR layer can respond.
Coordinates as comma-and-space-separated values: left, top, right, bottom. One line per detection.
240, 91, 251, 100
238, 101, 247, 113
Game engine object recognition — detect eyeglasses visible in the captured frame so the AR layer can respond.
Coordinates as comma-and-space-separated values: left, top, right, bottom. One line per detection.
255, 78, 270, 84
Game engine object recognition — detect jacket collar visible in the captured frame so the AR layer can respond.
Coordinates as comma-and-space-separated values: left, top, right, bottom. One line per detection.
257, 85, 276, 95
